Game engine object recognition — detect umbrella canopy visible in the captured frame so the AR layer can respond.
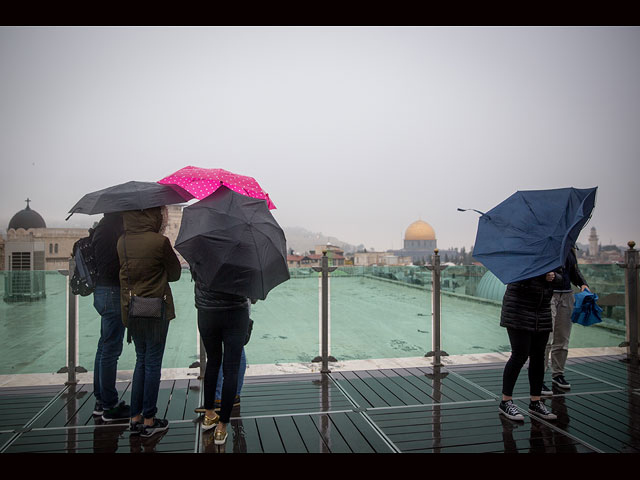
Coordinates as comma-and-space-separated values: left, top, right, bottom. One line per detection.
158, 166, 276, 209
464, 187, 597, 285
175, 186, 289, 300
67, 181, 193, 219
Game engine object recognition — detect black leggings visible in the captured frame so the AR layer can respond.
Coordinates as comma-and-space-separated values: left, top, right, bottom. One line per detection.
197, 308, 250, 423
502, 327, 550, 397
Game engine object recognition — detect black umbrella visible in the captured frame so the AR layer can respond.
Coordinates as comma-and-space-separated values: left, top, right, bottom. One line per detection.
66, 181, 194, 219
175, 186, 290, 300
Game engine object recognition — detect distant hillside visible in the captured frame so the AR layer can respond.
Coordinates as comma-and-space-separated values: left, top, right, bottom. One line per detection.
283, 226, 362, 255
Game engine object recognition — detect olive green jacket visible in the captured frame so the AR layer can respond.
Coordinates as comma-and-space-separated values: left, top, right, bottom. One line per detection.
117, 208, 181, 327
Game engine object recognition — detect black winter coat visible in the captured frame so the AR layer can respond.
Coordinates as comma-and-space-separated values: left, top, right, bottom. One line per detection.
554, 249, 588, 292
191, 270, 249, 311
500, 272, 563, 332
92, 213, 124, 287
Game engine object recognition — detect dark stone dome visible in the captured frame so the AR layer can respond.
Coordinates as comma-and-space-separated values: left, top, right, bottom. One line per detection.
8, 201, 47, 230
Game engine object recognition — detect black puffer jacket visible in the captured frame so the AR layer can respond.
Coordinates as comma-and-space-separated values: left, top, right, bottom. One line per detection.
500, 272, 563, 332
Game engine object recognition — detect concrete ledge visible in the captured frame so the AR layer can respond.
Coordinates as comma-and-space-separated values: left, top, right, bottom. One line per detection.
0, 346, 626, 388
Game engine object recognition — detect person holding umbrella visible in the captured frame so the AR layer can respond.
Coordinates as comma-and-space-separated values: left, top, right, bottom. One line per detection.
67, 180, 192, 426
498, 270, 564, 421
192, 271, 252, 444
459, 187, 597, 421
174, 185, 290, 445
91, 212, 130, 422
542, 247, 590, 394
117, 206, 182, 438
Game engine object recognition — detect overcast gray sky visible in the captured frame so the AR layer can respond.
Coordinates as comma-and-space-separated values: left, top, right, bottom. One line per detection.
1, 26, 638, 251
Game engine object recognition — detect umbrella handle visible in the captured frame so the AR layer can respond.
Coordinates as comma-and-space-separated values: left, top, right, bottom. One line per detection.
457, 208, 487, 217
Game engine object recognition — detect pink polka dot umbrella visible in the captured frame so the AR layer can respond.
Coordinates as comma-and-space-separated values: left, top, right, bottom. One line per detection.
158, 166, 276, 209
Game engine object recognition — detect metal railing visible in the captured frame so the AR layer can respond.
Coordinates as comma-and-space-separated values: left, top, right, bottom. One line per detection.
49, 242, 640, 384
618, 241, 639, 364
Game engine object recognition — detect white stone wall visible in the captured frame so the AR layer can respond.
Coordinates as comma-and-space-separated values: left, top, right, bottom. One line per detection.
162, 204, 187, 265
6, 227, 88, 271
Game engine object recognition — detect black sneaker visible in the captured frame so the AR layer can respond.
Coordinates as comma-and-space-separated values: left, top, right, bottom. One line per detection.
541, 383, 553, 396
528, 400, 557, 420
129, 420, 143, 435
498, 400, 524, 421
141, 418, 169, 438
92, 402, 104, 416
101, 401, 131, 423
552, 375, 571, 389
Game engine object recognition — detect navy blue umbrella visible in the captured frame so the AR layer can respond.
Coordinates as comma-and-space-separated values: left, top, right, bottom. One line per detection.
460, 187, 597, 285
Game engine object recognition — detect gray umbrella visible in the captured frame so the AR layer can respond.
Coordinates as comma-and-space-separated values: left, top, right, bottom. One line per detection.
67, 181, 193, 219
175, 186, 290, 300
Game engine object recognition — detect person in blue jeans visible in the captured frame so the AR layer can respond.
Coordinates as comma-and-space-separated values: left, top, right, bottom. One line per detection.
129, 310, 170, 427
91, 212, 130, 422
117, 206, 181, 439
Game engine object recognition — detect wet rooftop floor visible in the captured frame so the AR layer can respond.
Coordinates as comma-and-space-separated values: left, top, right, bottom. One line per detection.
1, 354, 638, 453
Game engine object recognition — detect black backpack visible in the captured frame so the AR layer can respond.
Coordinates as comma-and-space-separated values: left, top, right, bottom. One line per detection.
70, 228, 98, 296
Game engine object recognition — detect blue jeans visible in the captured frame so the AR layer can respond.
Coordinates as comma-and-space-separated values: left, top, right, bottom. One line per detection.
93, 286, 126, 409
215, 348, 246, 400
130, 316, 170, 419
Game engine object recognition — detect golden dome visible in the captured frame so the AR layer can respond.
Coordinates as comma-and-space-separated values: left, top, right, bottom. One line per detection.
405, 220, 436, 241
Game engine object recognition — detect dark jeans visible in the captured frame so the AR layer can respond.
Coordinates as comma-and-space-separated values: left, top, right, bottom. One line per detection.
93, 286, 126, 409
198, 308, 250, 423
130, 315, 170, 419
502, 327, 550, 397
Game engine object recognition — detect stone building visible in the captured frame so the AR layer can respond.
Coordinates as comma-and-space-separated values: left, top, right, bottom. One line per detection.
0, 235, 4, 270
4, 199, 85, 301
388, 219, 438, 264
5, 200, 89, 273
162, 204, 188, 265
588, 226, 599, 257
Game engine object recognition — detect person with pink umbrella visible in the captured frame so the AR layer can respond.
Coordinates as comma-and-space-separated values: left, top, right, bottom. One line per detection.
159, 168, 286, 446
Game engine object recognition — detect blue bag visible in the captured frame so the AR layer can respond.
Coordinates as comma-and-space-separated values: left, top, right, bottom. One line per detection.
571, 290, 603, 326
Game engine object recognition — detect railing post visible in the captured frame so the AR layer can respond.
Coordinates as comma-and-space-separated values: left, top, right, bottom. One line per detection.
199, 336, 207, 379
425, 249, 448, 367
618, 241, 639, 364
189, 324, 207, 380
312, 251, 337, 373
57, 257, 85, 385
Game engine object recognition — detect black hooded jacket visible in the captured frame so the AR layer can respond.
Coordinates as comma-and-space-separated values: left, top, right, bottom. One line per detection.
91, 213, 124, 287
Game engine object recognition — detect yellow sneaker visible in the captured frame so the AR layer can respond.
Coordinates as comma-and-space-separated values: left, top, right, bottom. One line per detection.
214, 427, 228, 445
202, 413, 220, 431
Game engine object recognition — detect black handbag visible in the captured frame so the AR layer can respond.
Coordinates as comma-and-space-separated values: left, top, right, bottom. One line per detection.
123, 231, 164, 320
129, 294, 164, 318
